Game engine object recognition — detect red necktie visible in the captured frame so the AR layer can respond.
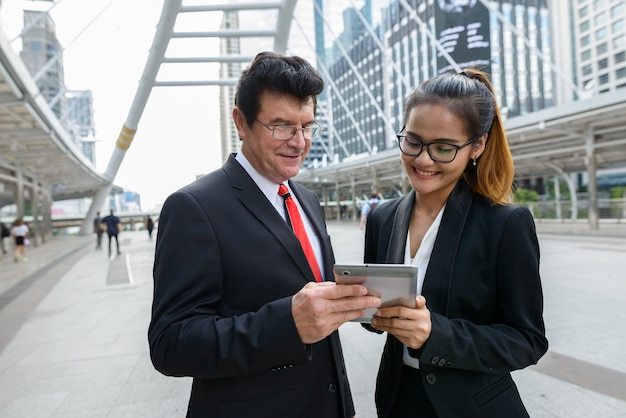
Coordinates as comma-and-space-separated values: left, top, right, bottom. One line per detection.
279, 184, 323, 282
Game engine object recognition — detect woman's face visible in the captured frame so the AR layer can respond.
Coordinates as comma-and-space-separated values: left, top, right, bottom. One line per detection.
401, 103, 484, 201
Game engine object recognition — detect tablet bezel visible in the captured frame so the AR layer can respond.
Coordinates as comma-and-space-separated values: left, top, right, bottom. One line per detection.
333, 263, 418, 323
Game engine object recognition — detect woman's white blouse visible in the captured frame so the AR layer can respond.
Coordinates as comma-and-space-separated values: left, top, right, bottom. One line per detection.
402, 205, 446, 369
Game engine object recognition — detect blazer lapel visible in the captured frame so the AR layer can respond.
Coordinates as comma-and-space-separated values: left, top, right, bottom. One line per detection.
223, 156, 316, 284
386, 191, 415, 264
422, 182, 474, 314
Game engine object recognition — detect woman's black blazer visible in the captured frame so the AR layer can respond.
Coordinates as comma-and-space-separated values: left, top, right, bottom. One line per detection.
364, 181, 548, 418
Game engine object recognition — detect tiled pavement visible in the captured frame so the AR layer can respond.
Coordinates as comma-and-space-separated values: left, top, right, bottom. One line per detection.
0, 221, 625, 417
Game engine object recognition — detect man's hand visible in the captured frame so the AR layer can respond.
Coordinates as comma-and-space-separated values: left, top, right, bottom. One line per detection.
370, 295, 431, 349
292, 282, 381, 344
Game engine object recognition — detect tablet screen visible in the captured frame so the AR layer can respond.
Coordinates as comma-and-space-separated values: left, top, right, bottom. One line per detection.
333, 264, 418, 323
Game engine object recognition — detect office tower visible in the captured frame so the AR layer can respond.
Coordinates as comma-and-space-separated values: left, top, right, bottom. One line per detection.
65, 89, 96, 164
568, 0, 626, 96
20, 10, 67, 120
314, 0, 327, 89
219, 11, 243, 164
325, 0, 555, 163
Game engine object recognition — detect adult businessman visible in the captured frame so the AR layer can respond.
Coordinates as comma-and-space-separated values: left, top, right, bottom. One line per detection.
101, 209, 121, 256
148, 52, 380, 418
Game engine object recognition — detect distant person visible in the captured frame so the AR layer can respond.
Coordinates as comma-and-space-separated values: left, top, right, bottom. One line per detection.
93, 211, 104, 250
148, 51, 380, 417
359, 192, 380, 229
1, 222, 10, 255
10, 218, 29, 262
363, 69, 548, 417
145, 215, 155, 240
101, 209, 121, 256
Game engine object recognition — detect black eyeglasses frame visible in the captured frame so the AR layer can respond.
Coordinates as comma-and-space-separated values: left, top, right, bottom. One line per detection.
396, 128, 476, 163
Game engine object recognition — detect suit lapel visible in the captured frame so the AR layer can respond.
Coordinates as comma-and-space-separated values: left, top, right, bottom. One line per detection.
422, 182, 473, 314
386, 191, 415, 264
289, 182, 326, 240
223, 156, 317, 284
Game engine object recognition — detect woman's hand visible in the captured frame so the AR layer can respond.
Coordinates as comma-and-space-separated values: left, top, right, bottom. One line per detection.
370, 295, 431, 349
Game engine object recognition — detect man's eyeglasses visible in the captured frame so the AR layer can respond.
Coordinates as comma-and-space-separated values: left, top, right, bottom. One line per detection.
396, 129, 475, 163
256, 119, 322, 141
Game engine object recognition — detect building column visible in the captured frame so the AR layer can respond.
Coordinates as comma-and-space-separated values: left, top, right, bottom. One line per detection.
351, 176, 357, 222
553, 177, 562, 220
30, 184, 40, 247
334, 181, 340, 221
585, 127, 599, 230
371, 168, 379, 195
14, 172, 25, 218
323, 187, 330, 220
41, 193, 52, 242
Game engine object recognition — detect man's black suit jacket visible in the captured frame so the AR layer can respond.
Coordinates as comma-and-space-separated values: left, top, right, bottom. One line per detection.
148, 155, 354, 418
364, 181, 548, 418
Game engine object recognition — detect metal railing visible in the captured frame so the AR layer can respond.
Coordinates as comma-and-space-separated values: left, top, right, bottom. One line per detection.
524, 198, 626, 222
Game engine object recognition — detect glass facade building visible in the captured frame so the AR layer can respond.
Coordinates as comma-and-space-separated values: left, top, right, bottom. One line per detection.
325, 0, 555, 163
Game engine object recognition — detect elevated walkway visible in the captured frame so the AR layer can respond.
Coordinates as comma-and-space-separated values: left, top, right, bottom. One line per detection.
0, 26, 112, 205
0, 223, 625, 417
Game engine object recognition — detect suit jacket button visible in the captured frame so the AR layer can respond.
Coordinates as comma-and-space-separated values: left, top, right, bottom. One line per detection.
327, 384, 337, 393
425, 373, 437, 385
430, 356, 440, 365
438, 358, 447, 367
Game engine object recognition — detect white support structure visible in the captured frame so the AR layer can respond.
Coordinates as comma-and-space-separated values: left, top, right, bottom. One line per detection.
80, 0, 299, 234
80, 0, 183, 234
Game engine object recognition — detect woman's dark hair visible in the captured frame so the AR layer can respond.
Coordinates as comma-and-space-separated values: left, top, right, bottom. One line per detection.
403, 68, 514, 204
234, 51, 324, 126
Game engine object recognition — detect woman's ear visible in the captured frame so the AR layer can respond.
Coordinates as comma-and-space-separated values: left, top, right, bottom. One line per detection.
473, 133, 488, 159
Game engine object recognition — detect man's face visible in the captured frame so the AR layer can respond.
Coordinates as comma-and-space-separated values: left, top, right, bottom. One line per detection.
234, 91, 315, 184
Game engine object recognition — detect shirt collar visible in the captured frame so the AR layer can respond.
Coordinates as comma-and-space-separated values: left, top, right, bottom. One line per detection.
235, 152, 283, 202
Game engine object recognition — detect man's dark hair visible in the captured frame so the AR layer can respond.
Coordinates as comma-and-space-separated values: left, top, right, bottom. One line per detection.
234, 51, 324, 126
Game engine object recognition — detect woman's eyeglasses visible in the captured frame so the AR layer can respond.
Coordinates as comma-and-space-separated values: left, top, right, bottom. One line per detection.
397, 130, 474, 163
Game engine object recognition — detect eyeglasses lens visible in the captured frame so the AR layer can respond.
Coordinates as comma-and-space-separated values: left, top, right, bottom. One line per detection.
398, 136, 457, 163
273, 125, 319, 140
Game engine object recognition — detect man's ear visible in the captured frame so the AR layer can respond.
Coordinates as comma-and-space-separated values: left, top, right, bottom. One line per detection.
232, 107, 247, 139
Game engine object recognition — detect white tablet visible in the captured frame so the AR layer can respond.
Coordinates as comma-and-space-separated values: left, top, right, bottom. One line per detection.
333, 263, 418, 323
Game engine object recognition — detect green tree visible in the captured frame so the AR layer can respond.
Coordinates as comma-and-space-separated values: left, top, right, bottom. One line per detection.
513, 187, 539, 203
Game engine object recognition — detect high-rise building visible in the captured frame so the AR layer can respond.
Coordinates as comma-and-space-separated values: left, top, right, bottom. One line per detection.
219, 11, 243, 164
218, 0, 323, 167
325, 0, 555, 163
65, 89, 96, 164
305, 101, 330, 168
566, 0, 626, 96
20, 10, 66, 120
313, 0, 327, 92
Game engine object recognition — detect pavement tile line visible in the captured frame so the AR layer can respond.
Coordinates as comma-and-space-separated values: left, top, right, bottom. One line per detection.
106, 254, 132, 285
0, 242, 89, 312
0, 224, 624, 417
0, 243, 92, 355
531, 351, 626, 402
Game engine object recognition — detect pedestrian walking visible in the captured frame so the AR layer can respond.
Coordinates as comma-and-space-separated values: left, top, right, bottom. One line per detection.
359, 192, 380, 229
145, 215, 154, 240
9, 218, 29, 262
101, 209, 122, 256
1, 222, 9, 255
93, 211, 104, 250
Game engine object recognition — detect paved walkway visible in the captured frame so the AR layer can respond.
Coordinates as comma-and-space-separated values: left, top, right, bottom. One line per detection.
0, 221, 625, 417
